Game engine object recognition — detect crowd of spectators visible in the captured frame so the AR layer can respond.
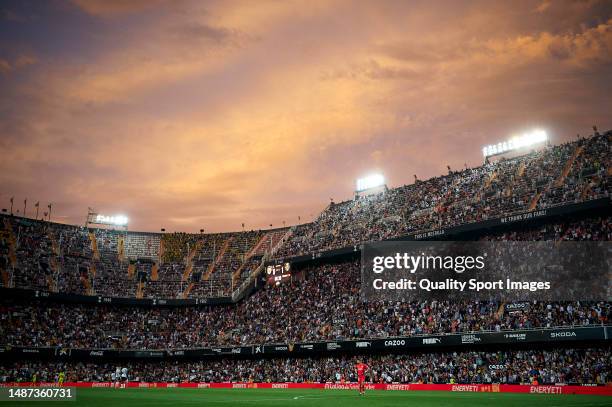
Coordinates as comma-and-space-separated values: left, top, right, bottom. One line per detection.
539, 131, 611, 206
1, 285, 608, 350
1, 348, 608, 385
1, 132, 609, 300
1, 216, 610, 350
0, 218, 268, 299
0, 134, 610, 389
276, 132, 610, 257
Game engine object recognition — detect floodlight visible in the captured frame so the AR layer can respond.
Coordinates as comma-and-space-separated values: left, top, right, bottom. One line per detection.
356, 174, 385, 192
94, 214, 128, 226
482, 130, 547, 157
114, 215, 128, 226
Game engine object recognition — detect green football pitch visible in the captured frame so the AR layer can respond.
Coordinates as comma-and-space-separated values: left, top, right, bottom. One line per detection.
3, 388, 611, 407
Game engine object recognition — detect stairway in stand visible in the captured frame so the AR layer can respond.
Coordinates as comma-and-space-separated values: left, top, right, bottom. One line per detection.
528, 191, 542, 211
182, 282, 194, 298
81, 269, 94, 296
136, 281, 144, 298
202, 237, 232, 281
88, 231, 100, 260
181, 240, 202, 282
505, 162, 526, 197
554, 145, 584, 188
528, 144, 584, 211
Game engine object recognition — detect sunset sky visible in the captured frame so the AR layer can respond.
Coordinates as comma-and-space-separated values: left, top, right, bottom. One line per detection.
1, 0, 611, 233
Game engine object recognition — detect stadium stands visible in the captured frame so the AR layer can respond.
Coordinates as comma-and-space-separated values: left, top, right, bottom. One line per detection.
1, 216, 610, 350
0, 220, 272, 298
0, 130, 610, 390
1, 348, 608, 385
277, 133, 610, 257
0, 132, 609, 300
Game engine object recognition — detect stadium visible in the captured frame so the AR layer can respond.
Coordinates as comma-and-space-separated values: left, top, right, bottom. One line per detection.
0, 1, 611, 406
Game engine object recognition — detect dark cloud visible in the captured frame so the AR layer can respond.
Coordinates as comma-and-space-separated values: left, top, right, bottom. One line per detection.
2, 9, 25, 22
173, 22, 235, 43
70, 0, 174, 16
0, 58, 10, 73
0, 54, 36, 74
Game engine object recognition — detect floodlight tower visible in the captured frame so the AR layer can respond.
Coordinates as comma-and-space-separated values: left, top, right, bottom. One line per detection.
355, 173, 387, 199
482, 130, 548, 163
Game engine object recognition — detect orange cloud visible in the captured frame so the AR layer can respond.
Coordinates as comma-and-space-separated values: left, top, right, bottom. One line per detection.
1, 1, 611, 232
534, 0, 552, 13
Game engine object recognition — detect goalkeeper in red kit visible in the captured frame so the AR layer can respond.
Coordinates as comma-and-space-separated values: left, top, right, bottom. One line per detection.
355, 360, 369, 395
